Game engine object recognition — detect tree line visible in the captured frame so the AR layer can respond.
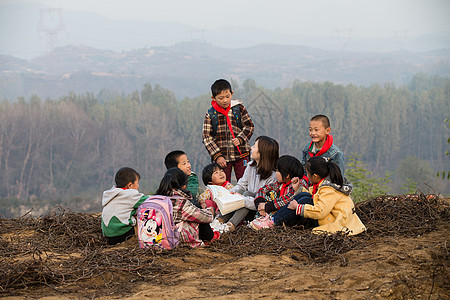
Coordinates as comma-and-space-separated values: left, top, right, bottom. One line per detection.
0, 73, 448, 217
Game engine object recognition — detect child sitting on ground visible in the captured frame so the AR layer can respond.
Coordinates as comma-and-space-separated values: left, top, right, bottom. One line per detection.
198, 162, 233, 215
101, 167, 148, 245
198, 163, 236, 233
164, 150, 200, 206
155, 167, 218, 247
223, 135, 279, 230
287, 156, 366, 235
248, 155, 305, 230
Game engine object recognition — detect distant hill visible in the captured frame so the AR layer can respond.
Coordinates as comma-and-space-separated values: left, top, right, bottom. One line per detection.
0, 42, 449, 100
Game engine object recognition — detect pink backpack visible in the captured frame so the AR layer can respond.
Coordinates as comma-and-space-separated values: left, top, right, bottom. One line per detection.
137, 195, 180, 250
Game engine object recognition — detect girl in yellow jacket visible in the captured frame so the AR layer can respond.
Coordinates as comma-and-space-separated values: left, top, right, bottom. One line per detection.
287, 156, 366, 236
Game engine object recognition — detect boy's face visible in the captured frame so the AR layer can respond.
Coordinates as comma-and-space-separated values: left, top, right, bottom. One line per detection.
127, 178, 139, 190
212, 89, 233, 109
177, 154, 192, 176
309, 120, 331, 145
210, 167, 226, 186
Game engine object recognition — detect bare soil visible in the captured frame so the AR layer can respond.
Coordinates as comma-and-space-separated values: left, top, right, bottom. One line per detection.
1, 195, 448, 300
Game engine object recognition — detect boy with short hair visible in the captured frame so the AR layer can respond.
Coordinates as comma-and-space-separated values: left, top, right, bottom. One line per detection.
202, 79, 255, 183
101, 167, 148, 245
300, 115, 345, 178
164, 150, 199, 205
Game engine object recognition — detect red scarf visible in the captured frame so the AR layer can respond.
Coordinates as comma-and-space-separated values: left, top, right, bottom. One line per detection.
221, 181, 230, 188
211, 101, 242, 155
308, 134, 333, 158
280, 180, 292, 196
311, 179, 325, 196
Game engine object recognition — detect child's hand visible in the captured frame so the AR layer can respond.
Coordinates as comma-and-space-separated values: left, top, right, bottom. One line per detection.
288, 200, 298, 210
216, 156, 227, 168
231, 138, 240, 146
291, 177, 301, 192
207, 207, 215, 215
257, 203, 266, 216
201, 202, 207, 209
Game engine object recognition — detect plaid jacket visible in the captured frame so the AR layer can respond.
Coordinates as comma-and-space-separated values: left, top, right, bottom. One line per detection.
254, 181, 296, 212
202, 100, 254, 163
171, 189, 214, 248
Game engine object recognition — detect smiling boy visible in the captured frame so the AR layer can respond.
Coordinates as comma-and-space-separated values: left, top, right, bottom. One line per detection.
164, 150, 199, 205
202, 79, 254, 182
300, 115, 345, 177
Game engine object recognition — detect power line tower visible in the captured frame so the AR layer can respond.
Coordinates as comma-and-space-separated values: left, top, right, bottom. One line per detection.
393, 29, 409, 50
187, 28, 206, 43
38, 8, 65, 53
247, 91, 283, 141
334, 27, 353, 59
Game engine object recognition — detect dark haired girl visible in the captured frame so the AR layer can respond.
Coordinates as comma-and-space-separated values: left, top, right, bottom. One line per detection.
156, 168, 218, 247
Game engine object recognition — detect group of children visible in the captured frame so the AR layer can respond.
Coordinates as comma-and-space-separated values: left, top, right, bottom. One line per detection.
101, 79, 366, 247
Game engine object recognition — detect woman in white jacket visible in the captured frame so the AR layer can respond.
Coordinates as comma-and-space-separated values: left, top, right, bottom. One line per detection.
219, 136, 279, 231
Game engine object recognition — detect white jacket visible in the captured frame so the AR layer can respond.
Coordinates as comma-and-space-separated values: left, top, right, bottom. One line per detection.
230, 162, 277, 210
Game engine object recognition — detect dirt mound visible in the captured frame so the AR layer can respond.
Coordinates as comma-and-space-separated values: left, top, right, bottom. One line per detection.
1, 194, 449, 299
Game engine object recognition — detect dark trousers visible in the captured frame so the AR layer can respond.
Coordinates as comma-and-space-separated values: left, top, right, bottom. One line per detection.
272, 192, 319, 228
223, 156, 249, 183
198, 223, 214, 241
106, 227, 135, 245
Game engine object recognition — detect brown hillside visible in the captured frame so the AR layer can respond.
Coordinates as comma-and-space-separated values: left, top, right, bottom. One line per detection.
1, 193, 448, 299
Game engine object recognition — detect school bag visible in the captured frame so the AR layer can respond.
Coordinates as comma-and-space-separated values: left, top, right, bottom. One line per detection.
137, 195, 179, 250
208, 105, 242, 136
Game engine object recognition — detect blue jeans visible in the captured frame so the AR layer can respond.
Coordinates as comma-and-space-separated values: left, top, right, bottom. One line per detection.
272, 192, 318, 227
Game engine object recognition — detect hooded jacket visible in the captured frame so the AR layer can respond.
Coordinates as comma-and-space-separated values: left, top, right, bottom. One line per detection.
298, 177, 366, 236
101, 186, 148, 237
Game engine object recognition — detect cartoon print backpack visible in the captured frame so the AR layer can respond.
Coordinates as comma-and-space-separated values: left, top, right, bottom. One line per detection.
137, 195, 179, 250
208, 105, 242, 136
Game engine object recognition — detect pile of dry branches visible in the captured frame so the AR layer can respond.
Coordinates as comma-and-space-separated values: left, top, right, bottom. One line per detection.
0, 193, 448, 297
356, 193, 448, 237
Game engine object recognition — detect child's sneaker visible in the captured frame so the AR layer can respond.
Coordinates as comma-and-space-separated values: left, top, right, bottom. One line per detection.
212, 231, 221, 241
248, 215, 274, 230
223, 222, 235, 233
210, 217, 225, 233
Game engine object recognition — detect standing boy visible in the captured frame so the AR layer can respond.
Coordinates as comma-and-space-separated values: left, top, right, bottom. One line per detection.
101, 167, 148, 245
300, 115, 346, 177
164, 150, 200, 206
202, 79, 254, 182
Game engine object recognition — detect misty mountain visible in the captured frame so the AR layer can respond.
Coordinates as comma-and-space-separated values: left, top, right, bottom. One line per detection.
0, 41, 449, 101
1, 2, 450, 60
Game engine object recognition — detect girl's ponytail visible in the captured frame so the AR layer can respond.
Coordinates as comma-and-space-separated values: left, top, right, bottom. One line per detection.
155, 173, 174, 196
306, 157, 343, 186
327, 161, 343, 186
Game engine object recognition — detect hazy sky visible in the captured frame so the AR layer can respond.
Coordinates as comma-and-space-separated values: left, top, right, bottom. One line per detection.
3, 0, 450, 37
